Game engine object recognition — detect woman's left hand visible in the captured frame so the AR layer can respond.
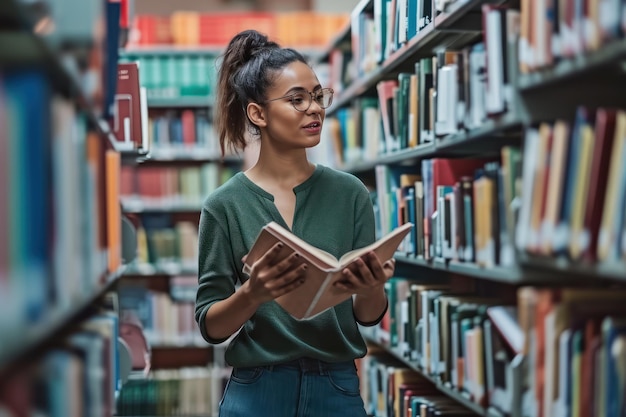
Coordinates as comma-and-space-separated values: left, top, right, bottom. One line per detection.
333, 251, 395, 296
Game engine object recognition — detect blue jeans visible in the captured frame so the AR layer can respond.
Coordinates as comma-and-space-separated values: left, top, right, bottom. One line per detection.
219, 358, 368, 417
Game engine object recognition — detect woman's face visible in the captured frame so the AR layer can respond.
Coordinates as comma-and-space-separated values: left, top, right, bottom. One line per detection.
260, 61, 326, 151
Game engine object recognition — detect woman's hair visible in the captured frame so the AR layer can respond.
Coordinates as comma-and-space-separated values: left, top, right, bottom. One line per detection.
215, 29, 308, 155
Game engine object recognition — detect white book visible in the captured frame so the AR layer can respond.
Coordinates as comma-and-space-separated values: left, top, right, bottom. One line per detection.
435, 64, 458, 136
485, 9, 506, 114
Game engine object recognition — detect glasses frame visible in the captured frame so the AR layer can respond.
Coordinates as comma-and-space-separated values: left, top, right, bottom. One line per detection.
265, 87, 334, 112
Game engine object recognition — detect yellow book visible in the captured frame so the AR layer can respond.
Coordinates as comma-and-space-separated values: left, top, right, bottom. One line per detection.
528, 122, 552, 252
597, 111, 626, 261
569, 123, 595, 259
540, 121, 569, 255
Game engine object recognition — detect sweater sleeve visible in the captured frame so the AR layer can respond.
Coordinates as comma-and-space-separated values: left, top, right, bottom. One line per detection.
353, 183, 377, 249
195, 205, 238, 344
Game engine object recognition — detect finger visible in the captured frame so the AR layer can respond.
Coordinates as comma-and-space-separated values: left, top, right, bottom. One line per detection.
268, 263, 308, 293
383, 258, 396, 279
252, 242, 288, 271
340, 267, 364, 289
364, 252, 387, 283
272, 270, 307, 297
333, 279, 355, 292
269, 252, 304, 277
348, 256, 377, 286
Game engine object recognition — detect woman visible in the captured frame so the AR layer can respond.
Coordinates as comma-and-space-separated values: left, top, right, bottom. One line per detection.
195, 29, 395, 417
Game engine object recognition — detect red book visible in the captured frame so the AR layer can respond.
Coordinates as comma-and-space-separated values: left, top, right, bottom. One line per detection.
112, 62, 144, 151
181, 109, 196, 147
432, 158, 492, 189
581, 108, 616, 263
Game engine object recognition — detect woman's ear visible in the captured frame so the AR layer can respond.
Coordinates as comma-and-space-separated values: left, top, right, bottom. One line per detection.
247, 102, 267, 128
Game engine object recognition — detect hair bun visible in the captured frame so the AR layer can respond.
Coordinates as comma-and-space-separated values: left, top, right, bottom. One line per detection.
229, 30, 279, 63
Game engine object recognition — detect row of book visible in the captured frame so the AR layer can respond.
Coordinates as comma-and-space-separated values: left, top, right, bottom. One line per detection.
361, 277, 626, 417
147, 109, 219, 157
330, 99, 382, 165
120, 53, 217, 101
131, 219, 199, 274
376, 107, 626, 269
332, 7, 518, 160
518, 0, 626, 73
351, 0, 436, 78
130, 11, 349, 48
375, 152, 515, 267
116, 366, 230, 416
349, 0, 625, 82
516, 107, 626, 265
120, 164, 235, 210
119, 284, 203, 347
329, 1, 626, 164
0, 70, 122, 345
358, 353, 476, 417
0, 312, 120, 417
139, 220, 197, 272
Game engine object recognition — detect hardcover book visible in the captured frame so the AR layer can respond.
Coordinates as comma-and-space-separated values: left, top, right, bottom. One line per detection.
243, 221, 413, 320
112, 62, 146, 151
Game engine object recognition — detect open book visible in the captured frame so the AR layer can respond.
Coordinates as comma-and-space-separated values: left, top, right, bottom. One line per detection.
243, 222, 413, 320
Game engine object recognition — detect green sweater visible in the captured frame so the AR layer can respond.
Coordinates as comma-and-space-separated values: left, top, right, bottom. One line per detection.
195, 164, 381, 367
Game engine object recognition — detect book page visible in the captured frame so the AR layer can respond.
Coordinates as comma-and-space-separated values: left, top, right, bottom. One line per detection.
264, 223, 339, 269
243, 222, 414, 320
338, 222, 414, 265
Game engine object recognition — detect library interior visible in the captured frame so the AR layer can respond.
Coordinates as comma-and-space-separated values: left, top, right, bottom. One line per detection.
2, 0, 626, 416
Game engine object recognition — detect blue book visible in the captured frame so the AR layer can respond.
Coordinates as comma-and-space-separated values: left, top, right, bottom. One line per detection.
103, 0, 121, 119
4, 69, 51, 323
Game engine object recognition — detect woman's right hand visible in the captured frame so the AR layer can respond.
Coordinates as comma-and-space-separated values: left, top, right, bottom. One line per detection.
242, 243, 308, 305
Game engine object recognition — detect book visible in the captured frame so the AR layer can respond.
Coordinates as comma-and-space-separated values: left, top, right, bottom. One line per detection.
243, 221, 413, 320
112, 62, 145, 151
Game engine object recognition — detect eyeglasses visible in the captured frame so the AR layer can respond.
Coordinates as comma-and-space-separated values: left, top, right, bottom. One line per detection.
265, 87, 334, 112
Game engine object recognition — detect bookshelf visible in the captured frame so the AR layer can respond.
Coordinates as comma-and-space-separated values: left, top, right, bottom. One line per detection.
111, 38, 241, 417
0, 268, 124, 378
321, 0, 626, 416
365, 337, 500, 417
1, 0, 134, 415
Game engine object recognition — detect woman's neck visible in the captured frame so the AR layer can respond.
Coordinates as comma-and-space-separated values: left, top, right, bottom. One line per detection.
246, 149, 315, 190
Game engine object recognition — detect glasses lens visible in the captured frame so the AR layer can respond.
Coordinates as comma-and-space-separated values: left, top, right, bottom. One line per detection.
291, 91, 310, 112
315, 89, 333, 108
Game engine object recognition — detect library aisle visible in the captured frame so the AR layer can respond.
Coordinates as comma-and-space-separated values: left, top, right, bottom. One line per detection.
2, 0, 626, 416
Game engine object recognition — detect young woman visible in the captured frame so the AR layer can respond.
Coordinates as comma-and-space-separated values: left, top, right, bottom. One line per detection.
195, 29, 395, 417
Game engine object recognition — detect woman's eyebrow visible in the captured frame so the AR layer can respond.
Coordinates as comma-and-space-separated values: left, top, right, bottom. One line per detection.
285, 87, 307, 94
284, 84, 322, 95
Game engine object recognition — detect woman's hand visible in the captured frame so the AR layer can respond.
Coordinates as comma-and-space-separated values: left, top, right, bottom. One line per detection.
241, 242, 308, 305
333, 251, 395, 297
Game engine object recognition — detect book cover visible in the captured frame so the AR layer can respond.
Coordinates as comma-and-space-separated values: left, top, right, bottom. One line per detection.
243, 221, 413, 320
112, 62, 144, 151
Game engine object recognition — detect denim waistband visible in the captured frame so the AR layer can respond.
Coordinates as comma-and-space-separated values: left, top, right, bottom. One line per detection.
267, 358, 355, 374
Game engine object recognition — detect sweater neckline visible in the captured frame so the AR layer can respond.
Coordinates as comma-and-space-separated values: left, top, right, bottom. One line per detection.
236, 164, 325, 201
